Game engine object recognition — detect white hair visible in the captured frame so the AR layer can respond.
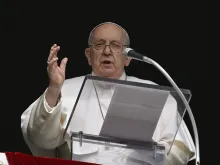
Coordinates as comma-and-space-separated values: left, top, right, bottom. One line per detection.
88, 22, 130, 46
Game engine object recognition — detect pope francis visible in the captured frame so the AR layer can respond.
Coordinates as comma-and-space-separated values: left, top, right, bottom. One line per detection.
20, 22, 196, 165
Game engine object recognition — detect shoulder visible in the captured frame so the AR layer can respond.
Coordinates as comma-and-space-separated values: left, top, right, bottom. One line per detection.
127, 75, 158, 85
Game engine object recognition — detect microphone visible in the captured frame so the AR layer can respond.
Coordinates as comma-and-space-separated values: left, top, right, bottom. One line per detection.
123, 48, 152, 64
123, 48, 144, 60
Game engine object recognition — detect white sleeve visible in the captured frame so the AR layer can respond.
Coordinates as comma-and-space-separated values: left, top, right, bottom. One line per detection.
163, 140, 195, 165
153, 94, 196, 165
0, 153, 9, 165
23, 88, 65, 150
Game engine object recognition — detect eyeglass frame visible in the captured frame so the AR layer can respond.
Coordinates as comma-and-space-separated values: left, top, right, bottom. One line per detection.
89, 40, 129, 53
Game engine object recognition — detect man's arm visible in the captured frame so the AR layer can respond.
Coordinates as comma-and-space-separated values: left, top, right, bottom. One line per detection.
154, 94, 195, 165
164, 140, 195, 165
26, 88, 65, 149
0, 153, 8, 165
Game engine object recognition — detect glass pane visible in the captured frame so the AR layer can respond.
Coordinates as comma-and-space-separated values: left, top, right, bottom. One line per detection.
63, 75, 191, 161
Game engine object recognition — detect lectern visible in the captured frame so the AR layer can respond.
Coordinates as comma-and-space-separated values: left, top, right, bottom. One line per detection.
63, 75, 192, 165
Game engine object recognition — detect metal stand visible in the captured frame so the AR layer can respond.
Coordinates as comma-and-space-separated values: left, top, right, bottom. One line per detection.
70, 131, 166, 165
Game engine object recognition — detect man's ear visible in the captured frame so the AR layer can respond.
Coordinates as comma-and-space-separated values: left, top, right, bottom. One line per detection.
85, 48, 92, 66
124, 57, 132, 67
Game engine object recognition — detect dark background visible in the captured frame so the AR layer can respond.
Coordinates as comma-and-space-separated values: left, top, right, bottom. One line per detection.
3, 1, 207, 165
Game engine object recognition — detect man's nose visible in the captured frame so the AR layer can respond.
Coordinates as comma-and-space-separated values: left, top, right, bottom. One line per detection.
103, 45, 112, 56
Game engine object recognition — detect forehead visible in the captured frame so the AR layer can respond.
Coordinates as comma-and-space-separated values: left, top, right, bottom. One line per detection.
92, 24, 124, 42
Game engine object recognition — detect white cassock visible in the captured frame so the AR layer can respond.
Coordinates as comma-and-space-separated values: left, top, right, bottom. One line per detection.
0, 153, 8, 165
21, 72, 196, 165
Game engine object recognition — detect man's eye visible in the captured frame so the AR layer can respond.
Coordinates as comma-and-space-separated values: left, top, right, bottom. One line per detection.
96, 43, 104, 46
111, 43, 121, 48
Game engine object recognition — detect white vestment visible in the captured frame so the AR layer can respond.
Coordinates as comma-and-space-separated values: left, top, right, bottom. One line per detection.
21, 72, 195, 165
0, 153, 8, 165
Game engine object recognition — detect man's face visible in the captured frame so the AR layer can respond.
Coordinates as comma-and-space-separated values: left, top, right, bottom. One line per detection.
85, 24, 131, 79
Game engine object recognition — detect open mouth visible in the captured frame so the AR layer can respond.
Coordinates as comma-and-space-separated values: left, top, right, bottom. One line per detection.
102, 60, 112, 64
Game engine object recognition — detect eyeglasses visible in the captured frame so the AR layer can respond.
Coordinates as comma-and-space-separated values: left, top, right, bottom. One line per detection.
90, 41, 128, 53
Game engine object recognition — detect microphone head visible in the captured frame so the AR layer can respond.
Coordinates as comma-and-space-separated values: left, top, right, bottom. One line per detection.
123, 48, 133, 56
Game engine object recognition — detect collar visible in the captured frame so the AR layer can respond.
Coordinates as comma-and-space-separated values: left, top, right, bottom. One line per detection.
91, 71, 127, 89
91, 71, 127, 80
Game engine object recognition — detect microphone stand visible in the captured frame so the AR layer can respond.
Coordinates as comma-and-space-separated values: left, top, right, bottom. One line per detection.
131, 55, 200, 165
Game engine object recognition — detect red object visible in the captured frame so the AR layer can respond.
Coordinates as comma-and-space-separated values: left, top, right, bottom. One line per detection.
5, 152, 100, 165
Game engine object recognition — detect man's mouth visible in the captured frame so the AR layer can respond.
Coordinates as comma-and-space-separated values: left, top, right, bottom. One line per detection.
101, 60, 113, 65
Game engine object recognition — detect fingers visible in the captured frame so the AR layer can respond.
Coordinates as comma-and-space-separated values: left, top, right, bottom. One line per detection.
47, 57, 59, 73
48, 44, 60, 62
50, 44, 57, 53
47, 44, 68, 77
57, 57, 68, 76
60, 57, 68, 72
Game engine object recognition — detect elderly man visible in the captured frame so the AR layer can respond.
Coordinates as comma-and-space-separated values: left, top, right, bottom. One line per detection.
21, 22, 195, 165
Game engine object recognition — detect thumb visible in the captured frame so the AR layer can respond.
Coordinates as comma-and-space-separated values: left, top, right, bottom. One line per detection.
60, 57, 68, 72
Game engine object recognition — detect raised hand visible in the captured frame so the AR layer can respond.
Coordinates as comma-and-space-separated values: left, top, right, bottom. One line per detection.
47, 44, 68, 89
46, 44, 68, 107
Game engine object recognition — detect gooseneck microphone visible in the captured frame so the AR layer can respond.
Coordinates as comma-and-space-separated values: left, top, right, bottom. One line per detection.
123, 47, 200, 165
123, 48, 152, 64
123, 48, 144, 61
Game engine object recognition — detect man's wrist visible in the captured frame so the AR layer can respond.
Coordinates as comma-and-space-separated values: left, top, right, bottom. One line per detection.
47, 86, 61, 96
45, 86, 62, 108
